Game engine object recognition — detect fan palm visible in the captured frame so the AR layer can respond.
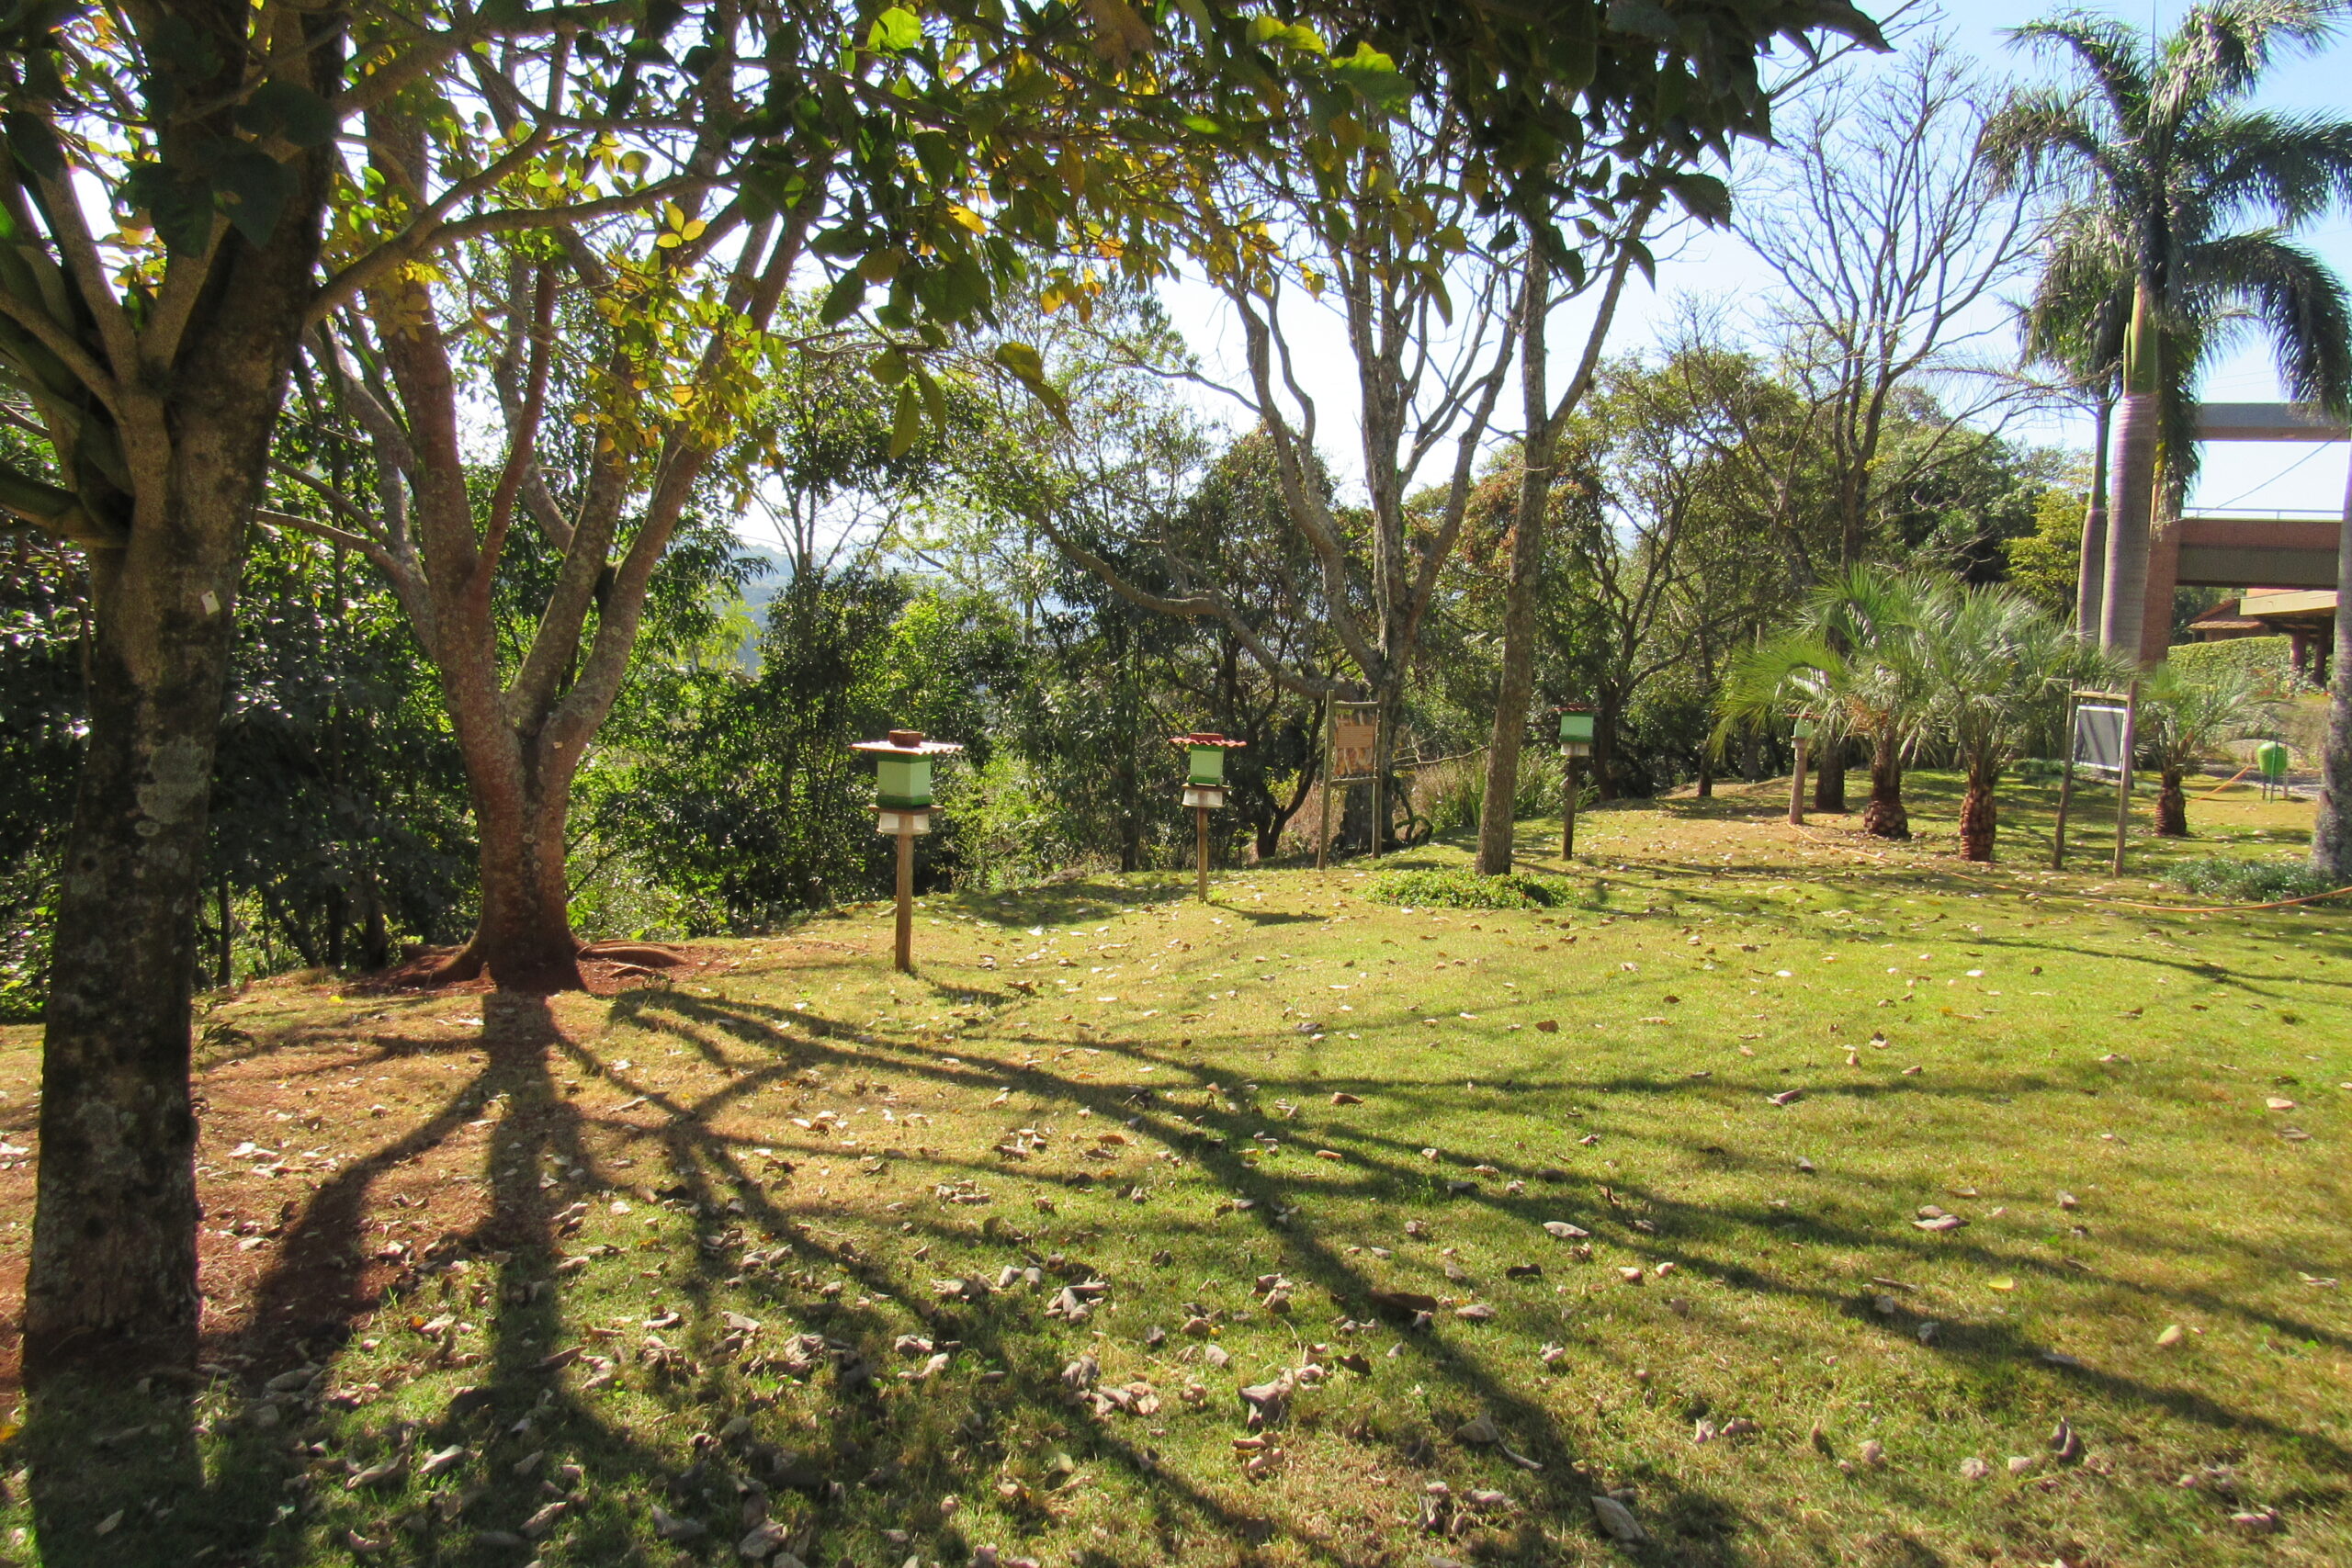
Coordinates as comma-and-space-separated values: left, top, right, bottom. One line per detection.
2139, 662, 2280, 835
1984, 0, 2352, 662
1718, 565, 1939, 840
1913, 583, 2117, 861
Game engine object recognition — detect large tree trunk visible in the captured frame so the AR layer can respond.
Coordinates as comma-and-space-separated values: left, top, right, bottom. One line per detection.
1860, 732, 1909, 840
2155, 764, 2189, 838
2312, 456, 2352, 880
1958, 766, 1996, 862
2075, 394, 2113, 634
26, 0, 336, 1378
2099, 281, 2160, 662
435, 719, 585, 992
1814, 739, 1849, 813
26, 406, 292, 1381
27, 549, 225, 1380
1474, 496, 1545, 873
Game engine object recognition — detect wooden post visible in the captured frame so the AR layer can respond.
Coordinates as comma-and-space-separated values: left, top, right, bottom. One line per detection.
1787, 736, 1810, 828
894, 824, 915, 973
1196, 806, 1210, 901
2111, 678, 2140, 875
2052, 691, 2078, 869
1562, 756, 1578, 859
1317, 698, 1333, 872
1370, 706, 1384, 863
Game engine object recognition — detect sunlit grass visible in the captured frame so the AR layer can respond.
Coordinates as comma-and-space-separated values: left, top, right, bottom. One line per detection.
2, 771, 2346, 1566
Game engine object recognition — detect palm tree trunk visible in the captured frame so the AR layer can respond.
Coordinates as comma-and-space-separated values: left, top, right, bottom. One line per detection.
2312, 455, 2352, 880
2098, 281, 2160, 663
2156, 764, 2189, 837
2076, 393, 2112, 634
1959, 765, 1997, 862
1860, 732, 1909, 840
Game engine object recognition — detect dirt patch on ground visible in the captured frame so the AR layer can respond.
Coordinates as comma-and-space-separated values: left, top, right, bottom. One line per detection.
355, 942, 726, 999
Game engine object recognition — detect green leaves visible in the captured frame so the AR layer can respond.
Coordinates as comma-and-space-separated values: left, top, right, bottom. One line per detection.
233, 81, 337, 149
213, 147, 297, 246
121, 162, 214, 256
867, 6, 922, 53
1328, 41, 1411, 112
1666, 173, 1732, 226
889, 378, 922, 457
3, 113, 63, 183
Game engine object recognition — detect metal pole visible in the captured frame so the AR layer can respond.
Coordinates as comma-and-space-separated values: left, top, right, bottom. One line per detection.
2052, 692, 2078, 869
2112, 679, 2140, 875
894, 825, 915, 973
1196, 806, 1210, 901
1317, 698, 1333, 872
1787, 736, 1809, 828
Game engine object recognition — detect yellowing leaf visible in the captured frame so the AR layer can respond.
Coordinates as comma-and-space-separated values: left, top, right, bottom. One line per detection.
1987, 1277, 2017, 1292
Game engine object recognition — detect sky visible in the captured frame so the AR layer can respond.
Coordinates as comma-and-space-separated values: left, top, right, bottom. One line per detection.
1155, 0, 2352, 520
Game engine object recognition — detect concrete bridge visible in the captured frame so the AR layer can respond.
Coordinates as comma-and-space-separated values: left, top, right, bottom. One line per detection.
2132, 404, 2346, 668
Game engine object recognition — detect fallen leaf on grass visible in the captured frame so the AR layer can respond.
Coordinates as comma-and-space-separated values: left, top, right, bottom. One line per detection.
1589, 1494, 1646, 1544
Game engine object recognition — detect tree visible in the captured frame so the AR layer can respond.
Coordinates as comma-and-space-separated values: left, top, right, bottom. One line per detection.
1725, 38, 2039, 808
1534, 357, 1751, 799
1474, 211, 1660, 872
1719, 565, 1939, 839
2141, 661, 2278, 836
0, 0, 714, 1386
1913, 581, 2106, 861
1986, 0, 2352, 662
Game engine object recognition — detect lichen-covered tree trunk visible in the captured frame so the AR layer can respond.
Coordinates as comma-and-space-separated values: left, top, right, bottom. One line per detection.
27, 422, 282, 1381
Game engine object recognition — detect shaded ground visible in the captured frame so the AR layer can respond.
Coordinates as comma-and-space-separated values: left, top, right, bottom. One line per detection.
0, 772, 2345, 1567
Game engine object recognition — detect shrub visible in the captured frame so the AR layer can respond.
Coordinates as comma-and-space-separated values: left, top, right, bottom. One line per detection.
2167, 856, 2347, 905
2013, 758, 2064, 784
2167, 636, 2306, 698
1409, 749, 1571, 839
1368, 867, 1561, 909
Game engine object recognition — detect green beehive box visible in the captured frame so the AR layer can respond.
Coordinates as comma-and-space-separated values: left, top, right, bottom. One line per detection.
1188, 747, 1226, 787
1792, 716, 1815, 739
1558, 712, 1595, 744
876, 755, 933, 809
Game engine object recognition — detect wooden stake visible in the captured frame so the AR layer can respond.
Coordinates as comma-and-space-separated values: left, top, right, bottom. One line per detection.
1317, 698, 1333, 872
2052, 691, 2079, 868
1370, 706, 1384, 863
1787, 736, 1810, 828
1196, 806, 1211, 901
894, 825, 914, 973
1562, 756, 1578, 858
2111, 679, 2140, 875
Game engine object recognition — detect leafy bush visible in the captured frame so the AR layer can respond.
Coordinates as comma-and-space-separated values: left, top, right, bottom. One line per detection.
1410, 749, 1572, 838
2167, 856, 2347, 904
1368, 867, 1561, 909
2167, 636, 2306, 699
2013, 758, 2064, 784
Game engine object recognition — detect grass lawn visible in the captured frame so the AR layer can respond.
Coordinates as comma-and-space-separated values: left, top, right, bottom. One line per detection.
0, 771, 2346, 1568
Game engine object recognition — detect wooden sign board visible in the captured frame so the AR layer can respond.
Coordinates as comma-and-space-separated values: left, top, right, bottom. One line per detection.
1332, 719, 1377, 780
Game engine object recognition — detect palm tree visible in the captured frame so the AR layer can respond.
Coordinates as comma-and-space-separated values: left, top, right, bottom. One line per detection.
1718, 565, 1938, 840
2139, 662, 2280, 835
1913, 582, 2117, 861
1985, 0, 2352, 662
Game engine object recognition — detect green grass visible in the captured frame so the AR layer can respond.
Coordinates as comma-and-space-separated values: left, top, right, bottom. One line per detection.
2, 770, 2348, 1567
